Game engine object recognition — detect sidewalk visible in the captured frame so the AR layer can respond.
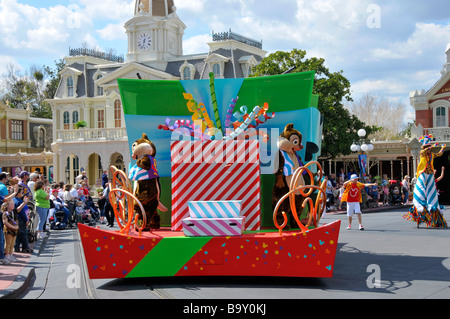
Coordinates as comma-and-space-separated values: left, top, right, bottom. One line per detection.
0, 232, 47, 299
0, 204, 409, 299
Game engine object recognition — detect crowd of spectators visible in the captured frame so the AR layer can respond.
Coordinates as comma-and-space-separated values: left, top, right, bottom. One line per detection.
323, 168, 416, 212
0, 169, 110, 265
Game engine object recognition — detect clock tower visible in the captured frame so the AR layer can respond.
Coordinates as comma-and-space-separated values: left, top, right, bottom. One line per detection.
125, 0, 186, 62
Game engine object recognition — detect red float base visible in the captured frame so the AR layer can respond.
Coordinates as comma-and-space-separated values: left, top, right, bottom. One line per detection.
79, 220, 341, 280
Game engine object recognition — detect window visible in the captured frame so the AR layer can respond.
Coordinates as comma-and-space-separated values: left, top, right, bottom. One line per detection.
72, 111, 79, 129
183, 67, 191, 80
65, 156, 80, 185
97, 75, 103, 96
11, 120, 23, 140
63, 111, 70, 130
98, 110, 105, 129
39, 127, 45, 147
213, 63, 221, 77
67, 76, 74, 97
179, 62, 196, 80
436, 107, 446, 127
114, 100, 122, 128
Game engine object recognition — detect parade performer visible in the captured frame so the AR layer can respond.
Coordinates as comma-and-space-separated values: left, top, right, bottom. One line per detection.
403, 135, 447, 228
341, 174, 377, 230
129, 133, 168, 230
272, 124, 307, 228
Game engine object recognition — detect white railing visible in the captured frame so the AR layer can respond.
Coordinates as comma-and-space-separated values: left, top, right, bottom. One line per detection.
57, 128, 127, 142
423, 127, 450, 143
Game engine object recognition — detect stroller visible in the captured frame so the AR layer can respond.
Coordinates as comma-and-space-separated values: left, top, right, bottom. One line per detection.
388, 180, 403, 205
74, 201, 96, 227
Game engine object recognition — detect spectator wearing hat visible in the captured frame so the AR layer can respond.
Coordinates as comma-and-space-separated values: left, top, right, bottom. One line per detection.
19, 171, 33, 201
341, 174, 377, 230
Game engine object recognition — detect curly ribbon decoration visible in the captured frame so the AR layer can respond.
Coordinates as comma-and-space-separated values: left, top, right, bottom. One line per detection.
183, 93, 215, 132
158, 118, 214, 140
109, 166, 147, 237
248, 103, 275, 129
209, 72, 222, 132
225, 105, 261, 140
273, 161, 326, 236
233, 105, 248, 123
225, 97, 239, 128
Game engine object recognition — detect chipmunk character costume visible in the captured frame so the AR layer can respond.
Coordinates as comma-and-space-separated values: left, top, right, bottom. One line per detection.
272, 124, 309, 228
129, 133, 168, 230
403, 135, 447, 228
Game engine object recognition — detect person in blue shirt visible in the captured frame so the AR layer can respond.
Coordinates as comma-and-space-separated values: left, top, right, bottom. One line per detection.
0, 172, 9, 199
18, 171, 33, 201
13, 187, 33, 253
102, 170, 109, 189
0, 172, 19, 203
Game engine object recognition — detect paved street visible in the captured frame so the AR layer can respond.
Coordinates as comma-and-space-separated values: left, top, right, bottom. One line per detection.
8, 206, 450, 300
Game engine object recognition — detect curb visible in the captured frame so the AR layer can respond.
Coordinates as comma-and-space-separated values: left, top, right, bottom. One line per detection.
0, 232, 49, 299
326, 204, 409, 215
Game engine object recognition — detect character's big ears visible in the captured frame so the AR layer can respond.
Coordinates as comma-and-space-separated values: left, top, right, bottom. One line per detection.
280, 123, 294, 138
305, 142, 319, 162
284, 124, 294, 132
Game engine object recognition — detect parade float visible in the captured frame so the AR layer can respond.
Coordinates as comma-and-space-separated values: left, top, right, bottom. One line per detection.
78, 71, 341, 280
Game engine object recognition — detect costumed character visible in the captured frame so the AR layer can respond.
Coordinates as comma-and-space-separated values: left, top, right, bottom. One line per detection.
272, 124, 310, 228
403, 135, 447, 228
129, 133, 168, 230
341, 174, 377, 231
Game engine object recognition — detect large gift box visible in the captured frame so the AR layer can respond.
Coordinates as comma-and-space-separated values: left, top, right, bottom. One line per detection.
171, 140, 261, 231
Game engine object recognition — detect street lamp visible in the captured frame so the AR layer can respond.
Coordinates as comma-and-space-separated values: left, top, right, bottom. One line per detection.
350, 129, 374, 208
351, 129, 374, 155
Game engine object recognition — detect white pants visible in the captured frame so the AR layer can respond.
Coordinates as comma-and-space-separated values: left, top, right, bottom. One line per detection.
346, 202, 362, 217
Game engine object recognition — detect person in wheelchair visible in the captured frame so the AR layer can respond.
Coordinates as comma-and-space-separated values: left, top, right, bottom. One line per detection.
75, 200, 95, 226
50, 190, 70, 229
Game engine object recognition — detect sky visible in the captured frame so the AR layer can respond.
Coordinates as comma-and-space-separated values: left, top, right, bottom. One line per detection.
1, 0, 450, 123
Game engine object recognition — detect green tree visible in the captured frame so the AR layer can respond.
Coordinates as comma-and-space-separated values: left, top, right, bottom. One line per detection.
43, 59, 65, 101
0, 60, 64, 119
251, 49, 378, 159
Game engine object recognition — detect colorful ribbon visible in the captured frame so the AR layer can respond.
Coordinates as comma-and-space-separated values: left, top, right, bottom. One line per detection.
249, 103, 275, 129
158, 118, 214, 140
183, 93, 215, 132
225, 97, 239, 128
225, 105, 262, 140
209, 72, 222, 132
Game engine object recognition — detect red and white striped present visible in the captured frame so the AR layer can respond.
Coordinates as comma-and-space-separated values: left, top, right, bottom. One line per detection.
171, 140, 261, 231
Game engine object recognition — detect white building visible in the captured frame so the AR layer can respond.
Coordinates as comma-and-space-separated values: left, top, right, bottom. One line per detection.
48, 0, 266, 189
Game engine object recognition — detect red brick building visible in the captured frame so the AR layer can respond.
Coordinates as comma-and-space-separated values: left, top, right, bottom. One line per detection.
410, 44, 450, 203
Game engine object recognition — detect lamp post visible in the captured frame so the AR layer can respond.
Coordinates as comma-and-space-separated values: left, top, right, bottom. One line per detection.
350, 129, 374, 208
350, 129, 374, 178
